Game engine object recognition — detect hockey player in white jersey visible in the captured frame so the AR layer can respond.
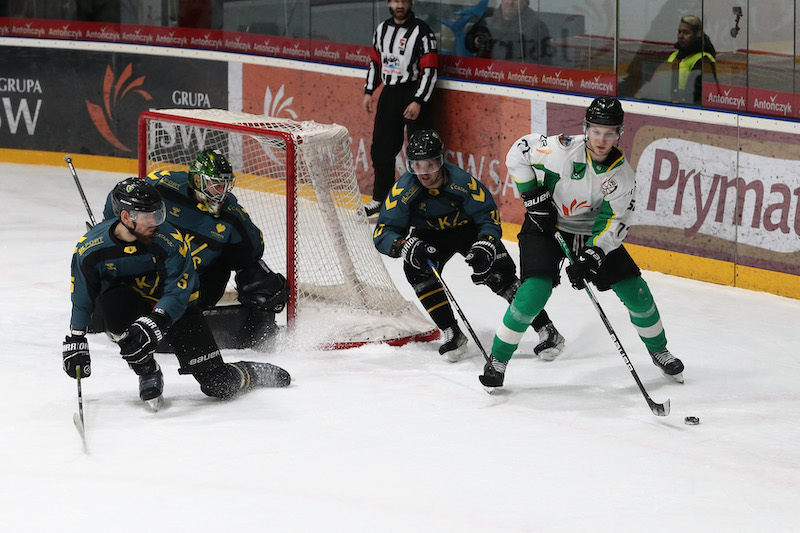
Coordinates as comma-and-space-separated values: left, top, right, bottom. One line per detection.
480, 96, 684, 389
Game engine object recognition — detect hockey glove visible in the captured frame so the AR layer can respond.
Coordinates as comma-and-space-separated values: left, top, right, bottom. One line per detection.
118, 309, 171, 364
236, 261, 290, 313
401, 237, 438, 271
566, 246, 605, 290
62, 332, 91, 379
521, 185, 557, 235
464, 235, 497, 276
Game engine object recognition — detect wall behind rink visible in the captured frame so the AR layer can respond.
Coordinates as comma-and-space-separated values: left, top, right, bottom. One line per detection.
1, 39, 799, 299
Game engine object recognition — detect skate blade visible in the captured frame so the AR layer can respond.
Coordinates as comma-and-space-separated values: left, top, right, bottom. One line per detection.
443, 347, 466, 363
535, 341, 565, 361
663, 371, 684, 384
145, 395, 164, 412
483, 386, 499, 394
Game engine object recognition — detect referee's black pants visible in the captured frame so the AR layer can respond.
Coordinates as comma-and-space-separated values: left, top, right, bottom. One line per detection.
369, 84, 435, 203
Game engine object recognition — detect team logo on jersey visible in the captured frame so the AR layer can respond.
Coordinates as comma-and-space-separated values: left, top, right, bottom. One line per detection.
558, 134, 572, 147
571, 162, 586, 180
561, 199, 591, 216
398, 38, 407, 54
601, 177, 618, 196
104, 263, 116, 271
124, 245, 137, 254
216, 223, 226, 233
169, 207, 181, 217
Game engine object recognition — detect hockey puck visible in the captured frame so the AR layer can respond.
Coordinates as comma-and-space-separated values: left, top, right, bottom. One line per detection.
684, 416, 700, 425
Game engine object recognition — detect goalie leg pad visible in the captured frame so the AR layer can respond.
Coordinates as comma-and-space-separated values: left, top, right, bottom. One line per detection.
203, 305, 278, 350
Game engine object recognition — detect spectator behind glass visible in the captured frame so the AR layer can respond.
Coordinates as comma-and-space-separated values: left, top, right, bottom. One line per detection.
667, 15, 718, 105
465, 0, 551, 64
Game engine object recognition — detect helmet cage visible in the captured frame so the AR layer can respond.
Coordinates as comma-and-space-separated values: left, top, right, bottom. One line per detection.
191, 170, 234, 215
189, 150, 235, 216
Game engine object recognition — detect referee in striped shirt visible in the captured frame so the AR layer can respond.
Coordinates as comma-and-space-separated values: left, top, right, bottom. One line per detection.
362, 0, 438, 217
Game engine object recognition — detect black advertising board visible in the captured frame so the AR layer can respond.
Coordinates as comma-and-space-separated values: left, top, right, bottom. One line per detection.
0, 46, 227, 158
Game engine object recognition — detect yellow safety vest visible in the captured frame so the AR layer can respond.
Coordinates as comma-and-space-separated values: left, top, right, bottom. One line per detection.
667, 50, 717, 89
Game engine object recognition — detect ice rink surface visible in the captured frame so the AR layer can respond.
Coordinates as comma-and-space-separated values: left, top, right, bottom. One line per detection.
2, 163, 799, 532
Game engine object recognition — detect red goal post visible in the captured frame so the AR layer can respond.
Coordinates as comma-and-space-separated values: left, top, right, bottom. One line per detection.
138, 108, 438, 349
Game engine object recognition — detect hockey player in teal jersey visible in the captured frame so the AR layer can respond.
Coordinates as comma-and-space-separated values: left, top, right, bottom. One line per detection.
64, 177, 290, 409
480, 97, 684, 390
102, 149, 288, 350
373, 129, 563, 362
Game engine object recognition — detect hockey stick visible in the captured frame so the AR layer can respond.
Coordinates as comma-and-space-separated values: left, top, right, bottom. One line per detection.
64, 155, 97, 230
73, 365, 88, 452
553, 231, 670, 417
427, 259, 492, 366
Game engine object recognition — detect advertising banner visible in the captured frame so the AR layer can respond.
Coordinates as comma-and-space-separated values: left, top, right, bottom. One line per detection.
240, 62, 533, 219
627, 116, 800, 278
0, 46, 227, 158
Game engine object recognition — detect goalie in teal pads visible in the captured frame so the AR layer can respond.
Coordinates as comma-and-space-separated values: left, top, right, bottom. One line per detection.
480, 97, 684, 390
101, 149, 289, 351
373, 129, 563, 362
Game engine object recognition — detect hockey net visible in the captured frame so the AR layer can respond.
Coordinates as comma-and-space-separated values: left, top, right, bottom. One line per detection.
138, 108, 437, 348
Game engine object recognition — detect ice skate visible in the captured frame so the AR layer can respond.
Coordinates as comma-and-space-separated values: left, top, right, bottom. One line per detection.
361, 199, 382, 218
139, 363, 164, 411
478, 358, 507, 392
649, 349, 684, 383
230, 361, 291, 389
438, 325, 468, 362
533, 322, 565, 361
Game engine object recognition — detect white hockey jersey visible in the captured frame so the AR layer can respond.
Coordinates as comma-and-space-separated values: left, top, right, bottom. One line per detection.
506, 133, 636, 255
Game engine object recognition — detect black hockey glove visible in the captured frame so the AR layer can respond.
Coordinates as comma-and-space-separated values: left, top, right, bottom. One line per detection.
118, 309, 171, 364
62, 332, 91, 379
236, 261, 290, 313
465, 235, 497, 276
521, 185, 557, 235
566, 246, 605, 290
401, 236, 438, 271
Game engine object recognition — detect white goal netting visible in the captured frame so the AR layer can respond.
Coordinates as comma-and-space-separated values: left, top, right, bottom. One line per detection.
138, 108, 437, 348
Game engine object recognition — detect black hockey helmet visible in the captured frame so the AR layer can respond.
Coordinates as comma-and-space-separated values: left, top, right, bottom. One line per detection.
585, 97, 624, 129
111, 177, 166, 225
406, 130, 445, 175
407, 129, 444, 161
188, 149, 234, 217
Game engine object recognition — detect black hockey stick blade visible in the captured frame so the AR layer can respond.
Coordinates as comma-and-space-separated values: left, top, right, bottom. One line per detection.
73, 412, 87, 447
648, 397, 670, 417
